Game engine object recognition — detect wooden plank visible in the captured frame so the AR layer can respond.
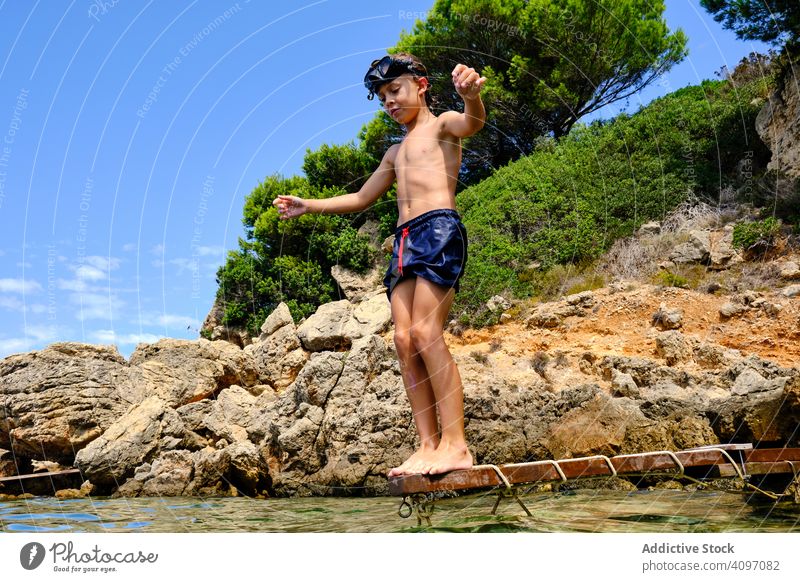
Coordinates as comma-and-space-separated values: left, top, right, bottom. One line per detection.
685, 443, 753, 452
388, 446, 800, 496
717, 461, 800, 477
0, 469, 81, 484
388, 466, 504, 495
612, 450, 725, 474
745, 448, 800, 463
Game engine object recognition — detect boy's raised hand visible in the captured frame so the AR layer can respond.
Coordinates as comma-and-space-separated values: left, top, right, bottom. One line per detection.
452, 64, 486, 101
272, 195, 307, 220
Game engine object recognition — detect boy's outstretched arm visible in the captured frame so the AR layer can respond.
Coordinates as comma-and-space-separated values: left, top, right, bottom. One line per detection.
440, 64, 486, 138
273, 145, 399, 219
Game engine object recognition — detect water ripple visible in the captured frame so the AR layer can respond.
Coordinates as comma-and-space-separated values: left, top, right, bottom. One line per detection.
0, 490, 796, 533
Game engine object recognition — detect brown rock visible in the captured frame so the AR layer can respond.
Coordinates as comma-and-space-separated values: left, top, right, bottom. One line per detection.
0, 343, 133, 462
74, 396, 194, 487
245, 321, 308, 390
756, 75, 800, 179
651, 304, 683, 330
655, 331, 692, 365
331, 264, 384, 302
545, 393, 647, 459
128, 338, 260, 407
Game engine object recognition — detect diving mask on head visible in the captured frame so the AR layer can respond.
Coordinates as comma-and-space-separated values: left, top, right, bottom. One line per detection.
364, 55, 427, 101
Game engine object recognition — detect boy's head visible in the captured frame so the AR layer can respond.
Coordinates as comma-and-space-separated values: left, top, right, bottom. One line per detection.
364, 53, 431, 110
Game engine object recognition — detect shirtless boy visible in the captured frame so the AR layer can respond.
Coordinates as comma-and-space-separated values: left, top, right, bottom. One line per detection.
273, 53, 486, 476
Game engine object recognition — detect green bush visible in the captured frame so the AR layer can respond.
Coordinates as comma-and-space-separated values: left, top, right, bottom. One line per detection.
732, 217, 782, 250
655, 271, 689, 288
215, 166, 385, 334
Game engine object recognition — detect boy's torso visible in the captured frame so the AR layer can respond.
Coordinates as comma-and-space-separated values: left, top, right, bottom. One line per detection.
392, 117, 461, 226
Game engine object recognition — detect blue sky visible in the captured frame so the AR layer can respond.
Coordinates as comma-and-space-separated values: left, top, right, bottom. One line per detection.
0, 0, 770, 360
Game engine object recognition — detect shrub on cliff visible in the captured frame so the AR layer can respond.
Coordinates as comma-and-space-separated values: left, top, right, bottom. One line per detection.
451, 76, 772, 326
215, 163, 386, 334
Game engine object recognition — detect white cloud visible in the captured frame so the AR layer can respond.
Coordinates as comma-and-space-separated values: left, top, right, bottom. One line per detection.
68, 256, 120, 282
122, 243, 136, 252
90, 329, 117, 343
133, 312, 200, 329
168, 257, 199, 275
56, 255, 122, 295
85, 256, 120, 271
16, 261, 32, 268
90, 329, 164, 345
0, 325, 60, 358
194, 245, 224, 257
0, 296, 25, 310
69, 292, 125, 321
151, 244, 165, 256
75, 264, 106, 281
0, 297, 51, 314
0, 278, 43, 294
0, 337, 33, 357
24, 324, 59, 342
159, 314, 199, 328
58, 278, 88, 292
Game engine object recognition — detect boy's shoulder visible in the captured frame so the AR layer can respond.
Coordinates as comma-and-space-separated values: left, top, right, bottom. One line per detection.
385, 142, 401, 157
437, 111, 464, 135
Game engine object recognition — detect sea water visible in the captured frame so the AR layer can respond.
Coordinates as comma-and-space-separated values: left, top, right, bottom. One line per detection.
1, 489, 798, 533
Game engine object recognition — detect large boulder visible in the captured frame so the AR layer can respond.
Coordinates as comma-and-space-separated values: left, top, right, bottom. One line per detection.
341, 292, 392, 339
203, 385, 257, 443
114, 441, 269, 497
250, 335, 408, 495
245, 303, 308, 391
296, 296, 392, 352
655, 331, 693, 365
544, 391, 647, 459
0, 343, 133, 462
128, 338, 260, 406
670, 230, 711, 264
74, 396, 199, 487
756, 75, 800, 179
249, 351, 349, 489
331, 264, 384, 302
708, 229, 741, 269
113, 450, 195, 497
296, 301, 353, 351
710, 358, 798, 443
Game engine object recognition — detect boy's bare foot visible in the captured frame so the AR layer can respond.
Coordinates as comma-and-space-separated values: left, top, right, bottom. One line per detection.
387, 445, 439, 478
426, 442, 473, 475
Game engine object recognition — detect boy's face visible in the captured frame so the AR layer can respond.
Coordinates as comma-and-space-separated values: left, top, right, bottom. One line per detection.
377, 74, 428, 123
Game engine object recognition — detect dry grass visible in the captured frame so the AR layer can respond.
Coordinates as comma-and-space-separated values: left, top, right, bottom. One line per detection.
470, 351, 489, 365
531, 351, 550, 377
599, 198, 751, 283
660, 195, 746, 232
518, 198, 787, 307
723, 261, 784, 292
599, 235, 677, 281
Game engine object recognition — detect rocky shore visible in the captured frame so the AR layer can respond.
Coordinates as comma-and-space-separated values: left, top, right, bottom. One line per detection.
2, 217, 800, 499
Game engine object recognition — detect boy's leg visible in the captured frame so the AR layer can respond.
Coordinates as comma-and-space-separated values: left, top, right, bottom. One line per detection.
410, 277, 473, 475
387, 277, 441, 477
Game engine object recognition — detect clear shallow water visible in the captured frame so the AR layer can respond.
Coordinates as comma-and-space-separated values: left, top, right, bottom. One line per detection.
1, 489, 799, 533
